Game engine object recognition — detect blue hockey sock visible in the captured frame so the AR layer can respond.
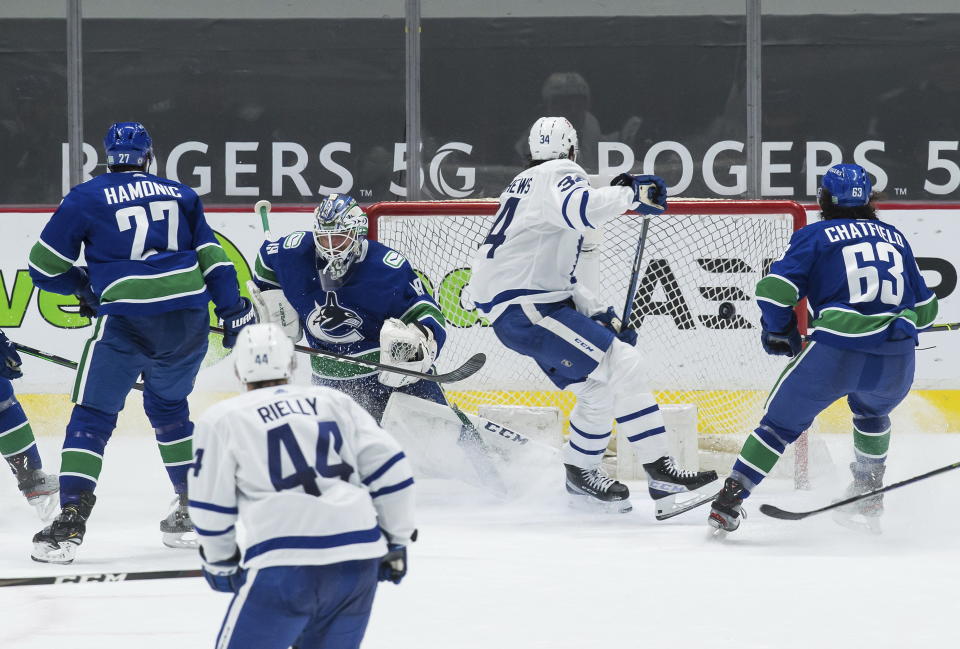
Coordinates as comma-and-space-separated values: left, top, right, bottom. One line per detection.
730, 424, 792, 497
0, 394, 41, 473
154, 420, 194, 494
852, 415, 890, 465
60, 405, 116, 505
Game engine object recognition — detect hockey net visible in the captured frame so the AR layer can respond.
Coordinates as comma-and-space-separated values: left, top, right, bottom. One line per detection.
369, 199, 807, 478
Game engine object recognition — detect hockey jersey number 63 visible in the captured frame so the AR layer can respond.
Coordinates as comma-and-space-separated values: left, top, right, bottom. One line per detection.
188, 384, 416, 569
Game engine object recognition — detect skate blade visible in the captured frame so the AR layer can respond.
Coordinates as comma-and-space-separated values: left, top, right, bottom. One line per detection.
28, 493, 60, 522
654, 481, 722, 521
831, 510, 882, 535
31, 541, 78, 565
163, 530, 199, 549
567, 493, 633, 514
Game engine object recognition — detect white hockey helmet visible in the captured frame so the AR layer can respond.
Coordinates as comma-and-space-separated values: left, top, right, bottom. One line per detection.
233, 323, 296, 385
528, 116, 579, 162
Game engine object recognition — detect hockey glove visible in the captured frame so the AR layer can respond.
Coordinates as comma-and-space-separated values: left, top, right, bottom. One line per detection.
74, 267, 100, 319
200, 546, 246, 593
760, 317, 802, 358
611, 173, 668, 215
379, 544, 408, 584
0, 330, 23, 380
591, 307, 638, 346
219, 298, 256, 349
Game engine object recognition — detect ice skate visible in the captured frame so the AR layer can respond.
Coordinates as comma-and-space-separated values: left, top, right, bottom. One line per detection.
708, 477, 746, 536
564, 463, 632, 513
31, 491, 95, 565
643, 456, 720, 520
10, 452, 59, 521
161, 493, 198, 548
832, 462, 884, 535
18, 469, 59, 521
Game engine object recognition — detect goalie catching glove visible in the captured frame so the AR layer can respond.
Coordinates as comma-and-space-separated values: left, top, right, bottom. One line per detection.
378, 318, 437, 387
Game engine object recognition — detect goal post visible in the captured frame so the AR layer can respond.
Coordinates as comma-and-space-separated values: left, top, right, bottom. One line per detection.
368, 199, 809, 485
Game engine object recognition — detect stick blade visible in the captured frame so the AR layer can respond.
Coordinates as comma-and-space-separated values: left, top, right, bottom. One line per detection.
758, 503, 809, 521
435, 353, 486, 383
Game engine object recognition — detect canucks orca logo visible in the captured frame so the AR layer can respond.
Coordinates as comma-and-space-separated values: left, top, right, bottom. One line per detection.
306, 293, 364, 344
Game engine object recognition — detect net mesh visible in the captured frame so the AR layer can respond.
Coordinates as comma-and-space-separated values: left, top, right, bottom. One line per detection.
373, 199, 804, 443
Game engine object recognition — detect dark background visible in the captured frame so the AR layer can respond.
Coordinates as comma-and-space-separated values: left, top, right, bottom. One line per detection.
1, 14, 958, 203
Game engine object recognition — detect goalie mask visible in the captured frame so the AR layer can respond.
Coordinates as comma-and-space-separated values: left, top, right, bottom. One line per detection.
313, 194, 368, 290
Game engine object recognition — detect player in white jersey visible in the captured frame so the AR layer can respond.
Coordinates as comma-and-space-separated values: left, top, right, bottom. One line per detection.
470, 117, 719, 519
188, 323, 415, 649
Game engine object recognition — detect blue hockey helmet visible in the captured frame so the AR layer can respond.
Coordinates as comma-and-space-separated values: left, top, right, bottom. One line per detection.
313, 194, 368, 289
820, 163, 871, 207
103, 121, 153, 167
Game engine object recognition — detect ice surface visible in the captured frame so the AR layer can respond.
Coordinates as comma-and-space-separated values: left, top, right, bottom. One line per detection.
1, 432, 958, 649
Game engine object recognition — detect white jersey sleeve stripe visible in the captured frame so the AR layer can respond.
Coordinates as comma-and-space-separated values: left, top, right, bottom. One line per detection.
370, 476, 414, 499
559, 191, 577, 229
361, 451, 406, 485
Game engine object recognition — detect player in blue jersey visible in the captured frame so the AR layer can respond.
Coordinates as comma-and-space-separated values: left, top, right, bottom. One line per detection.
252, 193, 447, 423
27, 122, 254, 563
0, 330, 59, 519
708, 164, 938, 534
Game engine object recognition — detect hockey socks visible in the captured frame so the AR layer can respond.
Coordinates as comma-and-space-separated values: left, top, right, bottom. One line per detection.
154, 420, 194, 494
0, 392, 41, 473
729, 424, 792, 496
852, 415, 890, 465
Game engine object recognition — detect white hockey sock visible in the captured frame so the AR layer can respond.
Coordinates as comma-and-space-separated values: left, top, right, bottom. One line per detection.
615, 398, 668, 464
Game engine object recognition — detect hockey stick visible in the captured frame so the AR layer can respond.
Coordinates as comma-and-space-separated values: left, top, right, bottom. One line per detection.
759, 459, 960, 521
0, 568, 202, 588
209, 326, 484, 384
12, 343, 145, 393
448, 403, 508, 495
255, 199, 274, 241
620, 215, 650, 329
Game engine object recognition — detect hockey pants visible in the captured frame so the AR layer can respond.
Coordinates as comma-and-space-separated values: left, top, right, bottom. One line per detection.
732, 341, 915, 496
59, 309, 209, 505
492, 301, 668, 469
216, 560, 379, 649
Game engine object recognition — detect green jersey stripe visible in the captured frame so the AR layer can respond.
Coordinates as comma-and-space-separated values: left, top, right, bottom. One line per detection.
755, 275, 799, 307
811, 307, 928, 337
100, 266, 207, 304
28, 240, 76, 277
255, 254, 280, 286
401, 301, 446, 327
197, 243, 231, 275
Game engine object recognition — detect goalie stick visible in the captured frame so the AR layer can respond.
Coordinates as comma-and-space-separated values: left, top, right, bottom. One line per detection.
12, 343, 145, 392
0, 568, 202, 588
759, 459, 960, 521
210, 326, 484, 384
